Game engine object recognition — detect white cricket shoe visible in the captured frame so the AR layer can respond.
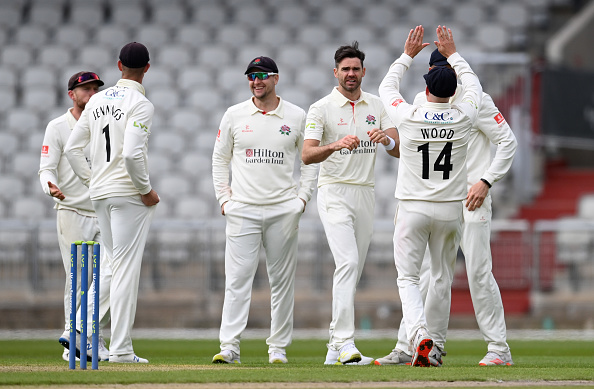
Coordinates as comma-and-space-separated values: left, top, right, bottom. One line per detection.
374, 348, 412, 365
62, 348, 79, 362
212, 349, 241, 364
87, 336, 110, 361
269, 352, 288, 364
109, 354, 149, 363
58, 330, 91, 362
411, 328, 433, 367
479, 350, 514, 366
324, 347, 373, 365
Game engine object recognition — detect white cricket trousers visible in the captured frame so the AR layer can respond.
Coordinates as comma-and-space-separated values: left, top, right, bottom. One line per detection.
394, 200, 462, 349
317, 184, 374, 350
219, 197, 303, 355
395, 196, 509, 353
92, 195, 156, 357
56, 209, 111, 336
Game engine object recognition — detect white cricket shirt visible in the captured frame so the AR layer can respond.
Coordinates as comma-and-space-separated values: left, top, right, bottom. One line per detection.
38, 108, 95, 215
212, 97, 317, 206
65, 79, 154, 200
304, 87, 394, 187
413, 88, 517, 190
379, 52, 483, 202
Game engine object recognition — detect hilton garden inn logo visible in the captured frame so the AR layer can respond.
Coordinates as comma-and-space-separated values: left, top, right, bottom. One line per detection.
245, 148, 285, 164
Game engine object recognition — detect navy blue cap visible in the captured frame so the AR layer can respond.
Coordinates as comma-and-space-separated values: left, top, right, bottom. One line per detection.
429, 49, 449, 67
119, 42, 150, 68
423, 66, 457, 98
245, 56, 278, 74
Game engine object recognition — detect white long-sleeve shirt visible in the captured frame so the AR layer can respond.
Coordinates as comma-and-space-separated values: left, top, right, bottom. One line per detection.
65, 79, 154, 200
304, 87, 394, 188
379, 52, 483, 202
38, 108, 95, 215
212, 97, 317, 206
413, 88, 517, 190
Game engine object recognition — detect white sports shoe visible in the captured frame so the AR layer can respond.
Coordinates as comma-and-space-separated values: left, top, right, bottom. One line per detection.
62, 348, 79, 362
269, 352, 288, 364
374, 348, 412, 365
324, 348, 373, 365
479, 350, 514, 366
58, 330, 91, 362
212, 349, 241, 364
87, 336, 110, 361
109, 354, 149, 364
411, 328, 433, 367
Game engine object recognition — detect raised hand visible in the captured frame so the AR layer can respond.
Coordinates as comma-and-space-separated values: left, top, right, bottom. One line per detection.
435, 25, 457, 58
404, 25, 430, 58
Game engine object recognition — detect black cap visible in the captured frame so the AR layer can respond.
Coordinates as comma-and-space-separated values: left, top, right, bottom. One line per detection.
119, 42, 150, 68
429, 49, 449, 67
68, 71, 104, 91
244, 56, 278, 74
423, 66, 457, 98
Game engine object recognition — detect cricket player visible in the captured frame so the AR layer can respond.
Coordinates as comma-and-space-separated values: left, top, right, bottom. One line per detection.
211, 56, 317, 364
376, 49, 517, 367
301, 42, 399, 365
39, 71, 110, 362
65, 42, 159, 364
378, 25, 483, 367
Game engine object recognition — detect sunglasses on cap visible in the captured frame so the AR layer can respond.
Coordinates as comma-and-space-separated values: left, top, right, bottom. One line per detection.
247, 72, 277, 81
76, 72, 100, 83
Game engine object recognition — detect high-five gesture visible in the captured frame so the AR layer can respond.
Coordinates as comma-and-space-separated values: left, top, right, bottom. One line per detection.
435, 25, 457, 58
404, 25, 430, 58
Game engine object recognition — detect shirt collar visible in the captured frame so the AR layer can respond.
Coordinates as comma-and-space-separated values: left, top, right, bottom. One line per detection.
116, 79, 146, 95
330, 87, 368, 107
248, 96, 284, 118
423, 101, 452, 110
66, 108, 77, 129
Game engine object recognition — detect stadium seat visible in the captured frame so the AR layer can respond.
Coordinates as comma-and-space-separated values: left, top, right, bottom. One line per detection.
0, 89, 17, 113
142, 66, 174, 90
25, 132, 45, 154
319, 7, 355, 29
383, 25, 414, 49
69, 2, 105, 28
276, 44, 313, 70
152, 3, 187, 27
190, 3, 227, 27
109, 3, 146, 26
155, 45, 194, 70
147, 86, 180, 112
360, 4, 398, 26
147, 151, 174, 177
556, 217, 591, 264
136, 25, 170, 48
475, 24, 509, 52
217, 25, 252, 48
186, 89, 225, 113
276, 86, 311, 110
174, 196, 211, 219
14, 25, 48, 50
0, 66, 17, 88
76, 46, 113, 69
1, 45, 33, 69
196, 45, 233, 68
295, 25, 332, 46
407, 4, 440, 26
11, 154, 41, 179
21, 88, 58, 112
21, 66, 58, 89
0, 3, 23, 29
176, 25, 211, 50
176, 66, 214, 92
0, 175, 25, 201
150, 132, 185, 155
0, 29, 6, 47
54, 26, 88, 50
179, 154, 213, 177
299, 66, 332, 94
254, 25, 292, 46
236, 45, 275, 69
452, 4, 486, 29
215, 66, 247, 92
170, 109, 204, 134
157, 173, 192, 197
28, 4, 63, 28
7, 109, 41, 134
274, 6, 308, 29
13, 196, 47, 219
233, 4, 269, 28
342, 25, 377, 46
496, 4, 530, 29
0, 133, 19, 160
95, 25, 131, 51
38, 45, 73, 69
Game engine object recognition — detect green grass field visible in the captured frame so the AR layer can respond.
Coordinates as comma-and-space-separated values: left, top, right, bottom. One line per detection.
1, 338, 593, 387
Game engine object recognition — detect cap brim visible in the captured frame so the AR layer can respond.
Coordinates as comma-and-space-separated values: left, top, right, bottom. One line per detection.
71, 79, 105, 90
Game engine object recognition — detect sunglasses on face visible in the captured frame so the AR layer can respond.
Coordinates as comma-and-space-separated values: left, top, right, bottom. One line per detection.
247, 72, 277, 81
76, 73, 100, 83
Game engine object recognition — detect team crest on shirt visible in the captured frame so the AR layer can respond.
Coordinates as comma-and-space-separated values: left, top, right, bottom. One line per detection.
365, 115, 376, 125
279, 125, 291, 136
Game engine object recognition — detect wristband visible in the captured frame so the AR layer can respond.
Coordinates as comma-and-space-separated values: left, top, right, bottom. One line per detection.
480, 178, 492, 188
383, 136, 396, 151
